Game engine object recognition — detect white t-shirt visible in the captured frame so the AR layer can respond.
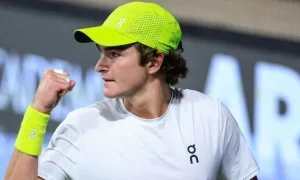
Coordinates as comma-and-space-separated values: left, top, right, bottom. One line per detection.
38, 88, 259, 180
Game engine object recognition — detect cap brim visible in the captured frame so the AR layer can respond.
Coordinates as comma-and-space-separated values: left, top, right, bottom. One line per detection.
74, 26, 137, 47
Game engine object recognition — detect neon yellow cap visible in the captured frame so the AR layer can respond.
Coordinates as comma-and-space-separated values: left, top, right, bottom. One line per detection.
74, 2, 182, 54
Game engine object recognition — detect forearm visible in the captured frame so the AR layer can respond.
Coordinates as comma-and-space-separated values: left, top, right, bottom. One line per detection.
6, 69, 73, 180
5, 105, 50, 180
5, 149, 39, 180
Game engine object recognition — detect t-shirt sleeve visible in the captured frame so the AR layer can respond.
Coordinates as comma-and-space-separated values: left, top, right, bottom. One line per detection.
219, 101, 260, 180
38, 112, 81, 180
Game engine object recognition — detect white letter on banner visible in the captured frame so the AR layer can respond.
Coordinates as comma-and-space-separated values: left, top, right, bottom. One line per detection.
0, 48, 9, 110
0, 50, 21, 111
204, 54, 252, 146
255, 61, 300, 179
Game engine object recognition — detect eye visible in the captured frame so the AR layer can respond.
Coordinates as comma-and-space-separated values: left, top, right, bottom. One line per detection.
111, 51, 120, 58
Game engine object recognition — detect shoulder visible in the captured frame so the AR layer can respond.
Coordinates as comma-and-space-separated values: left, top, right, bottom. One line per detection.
180, 89, 241, 136
181, 88, 216, 102
67, 98, 121, 117
177, 88, 229, 124
179, 88, 221, 112
58, 98, 121, 132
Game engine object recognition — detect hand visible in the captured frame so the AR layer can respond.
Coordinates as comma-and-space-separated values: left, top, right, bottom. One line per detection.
31, 69, 76, 114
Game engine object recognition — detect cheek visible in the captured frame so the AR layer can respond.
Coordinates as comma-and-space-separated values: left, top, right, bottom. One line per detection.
115, 64, 147, 87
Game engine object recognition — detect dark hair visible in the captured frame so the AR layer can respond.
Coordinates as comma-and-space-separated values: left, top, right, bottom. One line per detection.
134, 41, 188, 86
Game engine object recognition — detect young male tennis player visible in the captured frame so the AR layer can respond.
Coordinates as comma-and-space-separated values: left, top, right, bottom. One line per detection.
5, 2, 259, 180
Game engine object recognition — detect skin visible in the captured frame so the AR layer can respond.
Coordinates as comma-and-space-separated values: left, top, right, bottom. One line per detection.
5, 70, 75, 180
4, 44, 171, 180
95, 44, 172, 119
5, 44, 258, 179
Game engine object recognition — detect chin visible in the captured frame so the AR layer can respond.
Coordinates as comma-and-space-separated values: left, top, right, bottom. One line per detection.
103, 88, 131, 99
103, 93, 117, 98
103, 90, 121, 99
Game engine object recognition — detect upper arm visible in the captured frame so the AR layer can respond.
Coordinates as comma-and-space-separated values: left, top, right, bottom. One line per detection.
38, 114, 81, 180
219, 101, 260, 180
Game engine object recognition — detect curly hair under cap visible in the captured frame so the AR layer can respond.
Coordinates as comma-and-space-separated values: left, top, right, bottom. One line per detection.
134, 41, 189, 86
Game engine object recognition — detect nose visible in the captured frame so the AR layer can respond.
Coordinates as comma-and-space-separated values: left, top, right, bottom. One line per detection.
95, 55, 110, 73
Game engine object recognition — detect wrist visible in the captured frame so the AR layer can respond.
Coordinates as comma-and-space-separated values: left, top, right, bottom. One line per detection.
31, 103, 52, 115
14, 105, 50, 156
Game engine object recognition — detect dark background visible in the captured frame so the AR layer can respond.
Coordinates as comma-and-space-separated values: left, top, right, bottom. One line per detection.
0, 1, 299, 179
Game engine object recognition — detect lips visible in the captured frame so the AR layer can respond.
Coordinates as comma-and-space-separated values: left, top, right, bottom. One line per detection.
102, 78, 114, 82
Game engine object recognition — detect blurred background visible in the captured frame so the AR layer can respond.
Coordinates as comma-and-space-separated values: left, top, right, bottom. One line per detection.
0, 0, 300, 179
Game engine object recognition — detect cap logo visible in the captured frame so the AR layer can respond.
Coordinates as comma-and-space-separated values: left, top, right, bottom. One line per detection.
116, 18, 126, 28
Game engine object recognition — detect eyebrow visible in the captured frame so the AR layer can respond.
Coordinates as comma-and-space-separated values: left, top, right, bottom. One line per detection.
96, 43, 136, 52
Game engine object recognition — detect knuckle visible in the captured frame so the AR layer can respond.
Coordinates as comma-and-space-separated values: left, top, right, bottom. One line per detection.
48, 79, 56, 87
56, 81, 68, 90
44, 69, 52, 76
64, 83, 70, 90
46, 74, 53, 80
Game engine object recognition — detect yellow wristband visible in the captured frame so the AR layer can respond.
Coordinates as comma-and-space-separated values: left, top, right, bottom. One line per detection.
15, 105, 50, 156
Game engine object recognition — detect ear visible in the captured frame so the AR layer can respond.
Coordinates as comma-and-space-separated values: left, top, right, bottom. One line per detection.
146, 51, 164, 75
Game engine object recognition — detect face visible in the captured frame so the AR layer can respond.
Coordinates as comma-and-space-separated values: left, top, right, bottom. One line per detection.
95, 44, 149, 98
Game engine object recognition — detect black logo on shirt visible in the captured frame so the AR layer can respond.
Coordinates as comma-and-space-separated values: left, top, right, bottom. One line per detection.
187, 144, 199, 164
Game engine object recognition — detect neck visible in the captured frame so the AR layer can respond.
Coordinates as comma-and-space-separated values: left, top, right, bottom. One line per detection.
123, 80, 172, 119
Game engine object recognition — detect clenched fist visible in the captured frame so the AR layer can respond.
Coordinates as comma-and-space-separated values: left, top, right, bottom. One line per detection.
31, 69, 76, 114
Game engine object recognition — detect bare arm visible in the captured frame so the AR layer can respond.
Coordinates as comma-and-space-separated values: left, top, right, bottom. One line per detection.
5, 149, 43, 180
4, 69, 74, 180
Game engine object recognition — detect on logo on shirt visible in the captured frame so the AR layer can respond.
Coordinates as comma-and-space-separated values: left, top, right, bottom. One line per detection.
187, 144, 199, 164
